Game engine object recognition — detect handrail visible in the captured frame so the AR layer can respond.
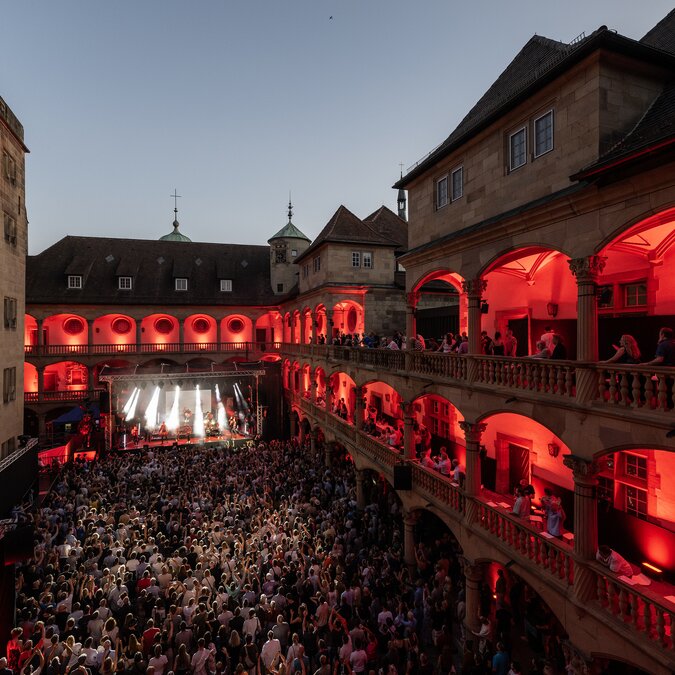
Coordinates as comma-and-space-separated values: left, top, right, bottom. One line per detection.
24, 342, 283, 357
0, 438, 38, 473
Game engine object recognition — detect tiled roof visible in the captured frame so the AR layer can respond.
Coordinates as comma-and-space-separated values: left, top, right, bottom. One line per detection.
27, 236, 278, 306
268, 221, 310, 242
641, 9, 675, 54
295, 205, 399, 263
363, 206, 408, 252
572, 80, 675, 179
395, 15, 675, 189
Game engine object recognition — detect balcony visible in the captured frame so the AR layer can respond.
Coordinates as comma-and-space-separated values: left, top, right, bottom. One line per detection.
25, 389, 102, 404
24, 341, 282, 357
283, 344, 675, 417
291, 393, 675, 659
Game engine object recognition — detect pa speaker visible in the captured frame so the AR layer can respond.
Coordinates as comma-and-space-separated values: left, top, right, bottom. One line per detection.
394, 463, 412, 491
99, 390, 110, 409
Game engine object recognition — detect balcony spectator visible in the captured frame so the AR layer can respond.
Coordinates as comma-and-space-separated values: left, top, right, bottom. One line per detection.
549, 334, 567, 360
644, 326, 675, 367
386, 337, 399, 350
437, 333, 454, 353
436, 448, 451, 477
595, 545, 634, 578
540, 326, 556, 353
600, 334, 641, 365
457, 336, 469, 354
491, 332, 505, 356
451, 459, 464, 484
416, 334, 426, 350
528, 341, 550, 359
504, 328, 518, 357
511, 488, 531, 519
480, 331, 493, 355
545, 502, 565, 538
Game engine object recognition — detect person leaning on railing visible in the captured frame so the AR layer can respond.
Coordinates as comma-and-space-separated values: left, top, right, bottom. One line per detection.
599, 334, 641, 365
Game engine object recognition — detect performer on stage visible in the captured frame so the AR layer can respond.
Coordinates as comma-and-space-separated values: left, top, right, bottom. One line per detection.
131, 424, 139, 445
78, 413, 93, 449
158, 420, 168, 442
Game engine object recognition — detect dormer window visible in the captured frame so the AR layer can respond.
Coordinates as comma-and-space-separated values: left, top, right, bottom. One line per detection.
118, 276, 132, 290
175, 278, 188, 291
291, 249, 298, 257
68, 275, 83, 289
220, 279, 232, 292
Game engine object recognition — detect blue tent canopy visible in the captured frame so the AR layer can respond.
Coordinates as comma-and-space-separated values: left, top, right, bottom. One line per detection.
51, 403, 100, 425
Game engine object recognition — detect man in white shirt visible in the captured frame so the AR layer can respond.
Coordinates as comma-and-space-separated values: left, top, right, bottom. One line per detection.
260, 631, 281, 672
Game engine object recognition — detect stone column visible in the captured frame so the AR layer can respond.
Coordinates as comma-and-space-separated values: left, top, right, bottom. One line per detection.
87, 319, 94, 352
299, 315, 306, 345
356, 469, 366, 510
290, 316, 297, 344
178, 318, 184, 349
37, 366, 44, 401
289, 413, 297, 438
403, 511, 418, 576
88, 368, 96, 392
568, 256, 606, 361
405, 292, 419, 350
562, 455, 599, 560
308, 312, 316, 344
402, 401, 415, 460
310, 379, 317, 404
135, 319, 142, 351
36, 318, 44, 351
325, 441, 333, 468
309, 428, 317, 454
38, 414, 46, 439
325, 384, 334, 415
459, 421, 486, 497
461, 279, 487, 355
325, 309, 334, 341
464, 563, 483, 635
354, 386, 364, 430
563, 455, 600, 601
216, 319, 222, 349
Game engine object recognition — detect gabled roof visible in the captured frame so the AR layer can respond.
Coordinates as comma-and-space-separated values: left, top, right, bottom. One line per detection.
363, 206, 408, 252
27, 236, 278, 306
294, 205, 399, 263
572, 80, 675, 179
395, 19, 675, 189
640, 9, 675, 54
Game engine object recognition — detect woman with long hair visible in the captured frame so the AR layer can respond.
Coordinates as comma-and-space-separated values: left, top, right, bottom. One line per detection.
601, 334, 641, 364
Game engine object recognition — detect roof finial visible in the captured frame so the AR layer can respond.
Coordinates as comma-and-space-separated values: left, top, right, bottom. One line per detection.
399, 161, 404, 179
171, 189, 182, 227
287, 191, 293, 224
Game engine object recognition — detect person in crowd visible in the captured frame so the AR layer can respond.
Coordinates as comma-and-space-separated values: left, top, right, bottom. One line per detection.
600, 334, 641, 364
491, 331, 505, 356
540, 326, 556, 353
644, 326, 675, 367
504, 328, 518, 357
437, 333, 454, 353
529, 341, 550, 359
386, 336, 400, 350
545, 502, 564, 538
480, 331, 493, 355
550, 334, 567, 360
457, 336, 469, 354
511, 488, 531, 520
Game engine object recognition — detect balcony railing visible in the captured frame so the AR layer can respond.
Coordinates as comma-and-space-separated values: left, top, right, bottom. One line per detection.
25, 342, 282, 357
25, 389, 102, 403
283, 344, 674, 414
291, 392, 675, 655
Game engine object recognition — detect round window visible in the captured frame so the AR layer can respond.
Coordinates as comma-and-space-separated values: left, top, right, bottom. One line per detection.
63, 317, 85, 336
112, 318, 132, 335
192, 318, 210, 334
228, 318, 245, 334
154, 317, 174, 335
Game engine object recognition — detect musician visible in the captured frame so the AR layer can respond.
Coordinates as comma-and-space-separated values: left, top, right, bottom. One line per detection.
78, 413, 93, 449
131, 424, 139, 445
158, 420, 168, 441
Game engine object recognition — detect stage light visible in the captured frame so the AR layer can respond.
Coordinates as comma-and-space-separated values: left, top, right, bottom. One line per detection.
166, 386, 181, 432
215, 383, 226, 432
126, 388, 140, 420
194, 385, 205, 437
122, 387, 139, 416
145, 386, 161, 430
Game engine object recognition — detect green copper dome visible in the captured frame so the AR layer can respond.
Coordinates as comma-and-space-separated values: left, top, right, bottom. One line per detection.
160, 219, 192, 242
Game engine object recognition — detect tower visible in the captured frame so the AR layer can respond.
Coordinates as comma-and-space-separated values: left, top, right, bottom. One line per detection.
397, 170, 407, 221
268, 198, 311, 295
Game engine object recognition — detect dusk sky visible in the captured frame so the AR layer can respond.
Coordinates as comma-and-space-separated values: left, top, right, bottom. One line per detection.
2, 1, 673, 254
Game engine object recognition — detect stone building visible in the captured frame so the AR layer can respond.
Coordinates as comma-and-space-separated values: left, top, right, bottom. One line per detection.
281, 10, 675, 674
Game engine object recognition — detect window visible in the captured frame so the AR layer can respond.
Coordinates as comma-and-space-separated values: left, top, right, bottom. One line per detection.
623, 282, 647, 308
509, 127, 527, 170
274, 247, 287, 263
363, 252, 372, 269
313, 256, 321, 273
175, 278, 188, 291
3, 367, 16, 403
352, 252, 361, 267
67, 275, 82, 289
302, 265, 309, 279
118, 276, 132, 290
598, 476, 614, 505
3, 297, 17, 329
534, 110, 554, 157
432, 400, 439, 414
291, 249, 297, 257
220, 279, 232, 292
4, 214, 16, 246
625, 485, 647, 519
451, 166, 463, 201
277, 283, 284, 293
436, 176, 449, 209
3, 152, 16, 183
598, 284, 614, 308
625, 453, 647, 480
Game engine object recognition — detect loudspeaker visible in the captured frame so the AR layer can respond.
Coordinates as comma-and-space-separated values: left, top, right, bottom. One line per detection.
99, 390, 110, 409
394, 463, 412, 490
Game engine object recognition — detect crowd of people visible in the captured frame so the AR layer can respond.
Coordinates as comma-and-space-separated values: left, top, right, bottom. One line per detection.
3, 436, 584, 675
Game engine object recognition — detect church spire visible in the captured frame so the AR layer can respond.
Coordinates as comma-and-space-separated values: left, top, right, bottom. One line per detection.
288, 192, 293, 224
397, 166, 407, 221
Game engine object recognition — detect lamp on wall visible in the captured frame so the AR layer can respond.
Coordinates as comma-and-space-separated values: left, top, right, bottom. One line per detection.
547, 442, 560, 458
480, 300, 489, 314
546, 302, 558, 318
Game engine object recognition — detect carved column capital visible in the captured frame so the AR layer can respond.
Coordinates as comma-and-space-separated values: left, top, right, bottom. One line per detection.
568, 255, 606, 282
562, 454, 600, 482
459, 421, 487, 444
460, 278, 487, 296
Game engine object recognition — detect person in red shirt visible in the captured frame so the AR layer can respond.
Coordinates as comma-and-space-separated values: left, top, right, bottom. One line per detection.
141, 619, 160, 655
137, 570, 153, 593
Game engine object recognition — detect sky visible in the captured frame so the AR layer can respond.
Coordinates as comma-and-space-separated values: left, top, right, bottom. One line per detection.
1, 1, 673, 254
